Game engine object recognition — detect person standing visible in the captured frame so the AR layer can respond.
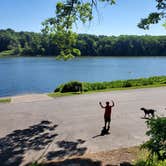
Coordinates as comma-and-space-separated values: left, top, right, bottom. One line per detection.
99, 100, 115, 131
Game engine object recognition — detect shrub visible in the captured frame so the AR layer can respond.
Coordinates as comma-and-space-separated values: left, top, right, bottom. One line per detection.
142, 117, 166, 161
110, 80, 124, 88
134, 157, 166, 166
54, 84, 64, 92
122, 80, 132, 87
82, 82, 91, 91
141, 79, 153, 86
134, 117, 166, 166
54, 87, 60, 92
60, 81, 83, 93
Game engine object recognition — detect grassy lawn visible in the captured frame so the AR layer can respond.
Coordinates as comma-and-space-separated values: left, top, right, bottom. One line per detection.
48, 83, 166, 98
0, 98, 11, 103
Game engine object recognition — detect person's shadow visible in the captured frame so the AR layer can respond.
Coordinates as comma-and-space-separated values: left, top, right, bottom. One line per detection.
92, 126, 110, 139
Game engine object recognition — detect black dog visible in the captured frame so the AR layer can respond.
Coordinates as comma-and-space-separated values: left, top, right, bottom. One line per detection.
140, 107, 156, 118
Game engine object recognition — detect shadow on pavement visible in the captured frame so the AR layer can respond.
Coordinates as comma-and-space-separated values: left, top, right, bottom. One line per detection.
46, 139, 87, 160
0, 120, 58, 166
120, 162, 133, 166
35, 158, 102, 166
140, 117, 150, 120
92, 126, 110, 138
1, 120, 134, 166
31, 159, 133, 166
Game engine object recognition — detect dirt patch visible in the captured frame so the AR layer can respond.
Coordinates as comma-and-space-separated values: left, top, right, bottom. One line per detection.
43, 146, 140, 166
84, 146, 139, 165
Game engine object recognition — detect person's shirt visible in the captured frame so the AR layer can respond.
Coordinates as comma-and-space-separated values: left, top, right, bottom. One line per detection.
104, 105, 112, 117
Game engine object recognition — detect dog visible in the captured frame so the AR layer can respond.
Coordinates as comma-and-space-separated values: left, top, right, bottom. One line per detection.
140, 107, 156, 118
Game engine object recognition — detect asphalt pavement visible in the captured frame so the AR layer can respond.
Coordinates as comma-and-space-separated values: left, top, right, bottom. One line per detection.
0, 87, 166, 165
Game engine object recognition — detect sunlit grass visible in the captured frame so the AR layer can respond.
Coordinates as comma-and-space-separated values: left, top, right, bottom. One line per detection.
48, 83, 166, 98
0, 98, 11, 103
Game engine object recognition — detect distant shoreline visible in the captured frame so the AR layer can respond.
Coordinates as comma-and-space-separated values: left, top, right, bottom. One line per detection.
1, 29, 166, 57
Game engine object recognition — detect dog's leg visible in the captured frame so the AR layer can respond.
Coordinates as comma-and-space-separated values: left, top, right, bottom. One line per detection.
144, 112, 147, 118
148, 113, 151, 118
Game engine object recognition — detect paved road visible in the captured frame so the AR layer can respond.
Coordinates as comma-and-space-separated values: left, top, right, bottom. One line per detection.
0, 87, 166, 165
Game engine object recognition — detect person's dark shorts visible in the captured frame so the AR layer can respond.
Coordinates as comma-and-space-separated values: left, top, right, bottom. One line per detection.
104, 116, 111, 122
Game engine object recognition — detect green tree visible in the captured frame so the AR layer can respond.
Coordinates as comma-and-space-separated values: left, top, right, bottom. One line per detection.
42, 0, 115, 59
42, 0, 166, 59
1, 29, 166, 57
138, 0, 166, 29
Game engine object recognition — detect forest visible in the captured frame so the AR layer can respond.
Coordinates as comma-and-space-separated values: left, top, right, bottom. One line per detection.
0, 28, 166, 57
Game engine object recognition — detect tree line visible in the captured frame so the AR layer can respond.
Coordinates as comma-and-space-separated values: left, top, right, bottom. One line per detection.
0, 28, 166, 57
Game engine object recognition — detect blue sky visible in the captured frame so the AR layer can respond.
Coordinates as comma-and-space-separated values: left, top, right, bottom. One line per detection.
0, 0, 165, 36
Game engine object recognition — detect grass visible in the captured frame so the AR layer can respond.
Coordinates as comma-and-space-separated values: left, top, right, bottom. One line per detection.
48, 84, 166, 98
48, 76, 166, 98
134, 152, 166, 166
0, 98, 11, 103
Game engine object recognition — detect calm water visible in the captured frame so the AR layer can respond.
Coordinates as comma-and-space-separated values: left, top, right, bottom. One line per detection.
1, 56, 166, 97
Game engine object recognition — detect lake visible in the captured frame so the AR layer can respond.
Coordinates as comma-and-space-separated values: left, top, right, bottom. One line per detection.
1, 56, 166, 97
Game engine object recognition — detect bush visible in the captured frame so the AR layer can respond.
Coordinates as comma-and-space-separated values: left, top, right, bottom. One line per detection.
110, 80, 123, 88
122, 80, 132, 87
54, 87, 60, 92
134, 117, 166, 166
135, 157, 166, 166
54, 84, 64, 92
141, 117, 166, 161
60, 81, 83, 93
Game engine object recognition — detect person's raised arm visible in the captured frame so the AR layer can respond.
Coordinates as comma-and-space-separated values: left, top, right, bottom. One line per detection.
111, 100, 115, 107
99, 102, 105, 108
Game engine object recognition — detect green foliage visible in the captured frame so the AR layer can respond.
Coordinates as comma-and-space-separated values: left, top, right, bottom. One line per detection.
42, 21, 80, 60
0, 50, 15, 57
122, 80, 132, 87
83, 82, 107, 91
41, 0, 117, 59
56, 81, 83, 93
42, 0, 96, 60
1, 29, 166, 57
0, 29, 48, 56
54, 76, 166, 93
41, 0, 165, 59
138, 0, 166, 29
134, 117, 166, 166
134, 157, 166, 166
141, 117, 166, 161
0, 98, 11, 103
